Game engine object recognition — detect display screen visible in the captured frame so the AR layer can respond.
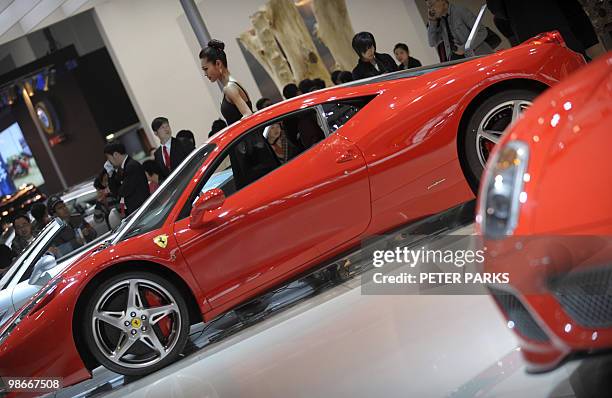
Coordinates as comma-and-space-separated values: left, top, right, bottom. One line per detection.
0, 123, 45, 195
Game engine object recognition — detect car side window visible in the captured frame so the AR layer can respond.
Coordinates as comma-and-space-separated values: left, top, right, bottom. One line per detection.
200, 126, 281, 197
321, 97, 374, 133
180, 108, 327, 219
179, 99, 372, 219
200, 156, 234, 194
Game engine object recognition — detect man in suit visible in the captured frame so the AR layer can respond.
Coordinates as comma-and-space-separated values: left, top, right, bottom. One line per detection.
104, 142, 150, 216
426, 0, 493, 60
151, 117, 190, 179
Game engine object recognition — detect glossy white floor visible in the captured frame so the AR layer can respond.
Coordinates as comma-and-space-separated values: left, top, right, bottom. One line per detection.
103, 298, 578, 398
68, 224, 597, 398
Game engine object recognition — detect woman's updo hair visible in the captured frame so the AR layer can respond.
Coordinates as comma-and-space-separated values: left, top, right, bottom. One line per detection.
199, 39, 227, 67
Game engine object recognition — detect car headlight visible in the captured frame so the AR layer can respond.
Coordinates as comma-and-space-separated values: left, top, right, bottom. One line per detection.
0, 277, 61, 345
478, 140, 529, 239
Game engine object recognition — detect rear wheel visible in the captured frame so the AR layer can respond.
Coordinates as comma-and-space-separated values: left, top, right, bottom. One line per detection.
463, 89, 538, 193
83, 271, 190, 376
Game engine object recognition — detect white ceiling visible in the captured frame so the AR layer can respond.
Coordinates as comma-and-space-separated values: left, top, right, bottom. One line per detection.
0, 0, 108, 46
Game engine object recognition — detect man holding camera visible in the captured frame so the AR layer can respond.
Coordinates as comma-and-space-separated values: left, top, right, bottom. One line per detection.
426, 0, 492, 61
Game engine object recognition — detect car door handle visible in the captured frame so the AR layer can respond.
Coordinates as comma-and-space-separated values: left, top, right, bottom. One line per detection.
336, 149, 359, 164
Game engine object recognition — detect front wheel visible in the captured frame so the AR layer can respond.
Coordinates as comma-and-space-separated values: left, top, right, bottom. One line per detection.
83, 271, 190, 376
462, 89, 538, 193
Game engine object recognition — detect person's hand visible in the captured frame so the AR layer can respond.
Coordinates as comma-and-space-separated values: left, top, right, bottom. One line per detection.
455, 48, 465, 56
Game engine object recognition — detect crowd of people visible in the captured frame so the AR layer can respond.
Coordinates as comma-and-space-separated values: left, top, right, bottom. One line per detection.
0, 0, 603, 278
0, 194, 100, 276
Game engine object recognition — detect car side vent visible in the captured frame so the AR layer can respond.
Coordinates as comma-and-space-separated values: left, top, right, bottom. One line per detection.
549, 267, 612, 328
489, 287, 550, 342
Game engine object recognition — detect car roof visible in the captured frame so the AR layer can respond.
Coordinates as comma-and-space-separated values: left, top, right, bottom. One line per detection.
342, 57, 478, 87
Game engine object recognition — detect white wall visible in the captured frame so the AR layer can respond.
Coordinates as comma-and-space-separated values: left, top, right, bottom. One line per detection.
188, 0, 264, 108
94, 0, 220, 147
92, 0, 440, 147
347, 0, 438, 66
186, 0, 438, 107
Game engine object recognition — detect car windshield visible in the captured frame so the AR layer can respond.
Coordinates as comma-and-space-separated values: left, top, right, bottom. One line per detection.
115, 144, 215, 241
0, 219, 60, 290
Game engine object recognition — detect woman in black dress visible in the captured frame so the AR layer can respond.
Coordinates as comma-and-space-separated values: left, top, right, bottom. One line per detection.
199, 39, 253, 125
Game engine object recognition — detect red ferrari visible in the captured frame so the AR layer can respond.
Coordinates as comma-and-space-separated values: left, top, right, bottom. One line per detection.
477, 52, 612, 372
0, 32, 584, 389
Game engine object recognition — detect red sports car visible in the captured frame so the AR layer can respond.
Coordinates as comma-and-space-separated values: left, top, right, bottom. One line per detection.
0, 32, 584, 390
477, 51, 612, 372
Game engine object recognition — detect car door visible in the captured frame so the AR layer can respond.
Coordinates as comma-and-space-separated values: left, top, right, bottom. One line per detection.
173, 105, 371, 308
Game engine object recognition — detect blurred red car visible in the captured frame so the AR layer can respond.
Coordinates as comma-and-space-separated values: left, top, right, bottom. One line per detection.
477, 52, 612, 372
0, 32, 585, 390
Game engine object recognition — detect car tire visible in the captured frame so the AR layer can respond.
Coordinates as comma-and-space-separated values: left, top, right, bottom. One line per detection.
463, 89, 538, 193
83, 271, 190, 376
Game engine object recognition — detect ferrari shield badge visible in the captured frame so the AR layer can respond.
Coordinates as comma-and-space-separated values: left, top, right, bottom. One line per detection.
153, 234, 168, 249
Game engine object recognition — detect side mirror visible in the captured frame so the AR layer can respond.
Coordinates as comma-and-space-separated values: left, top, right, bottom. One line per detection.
190, 188, 226, 229
29, 254, 58, 285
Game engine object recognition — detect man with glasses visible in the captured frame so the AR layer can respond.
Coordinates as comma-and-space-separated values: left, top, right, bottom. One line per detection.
11, 213, 35, 255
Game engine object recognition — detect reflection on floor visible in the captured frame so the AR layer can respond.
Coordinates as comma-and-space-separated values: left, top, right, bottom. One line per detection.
47, 202, 612, 398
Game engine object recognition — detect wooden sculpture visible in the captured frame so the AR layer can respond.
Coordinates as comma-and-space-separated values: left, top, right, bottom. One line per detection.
312, 0, 357, 72
238, 9, 295, 91
266, 0, 331, 85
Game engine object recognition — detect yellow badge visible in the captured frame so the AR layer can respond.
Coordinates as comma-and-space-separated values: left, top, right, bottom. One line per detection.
154, 234, 168, 249
131, 318, 142, 328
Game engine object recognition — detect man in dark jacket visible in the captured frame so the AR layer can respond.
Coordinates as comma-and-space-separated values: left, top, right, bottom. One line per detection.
151, 117, 190, 179
93, 171, 119, 229
47, 196, 97, 251
104, 142, 150, 216
30, 202, 51, 234
486, 0, 599, 56
351, 32, 398, 81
